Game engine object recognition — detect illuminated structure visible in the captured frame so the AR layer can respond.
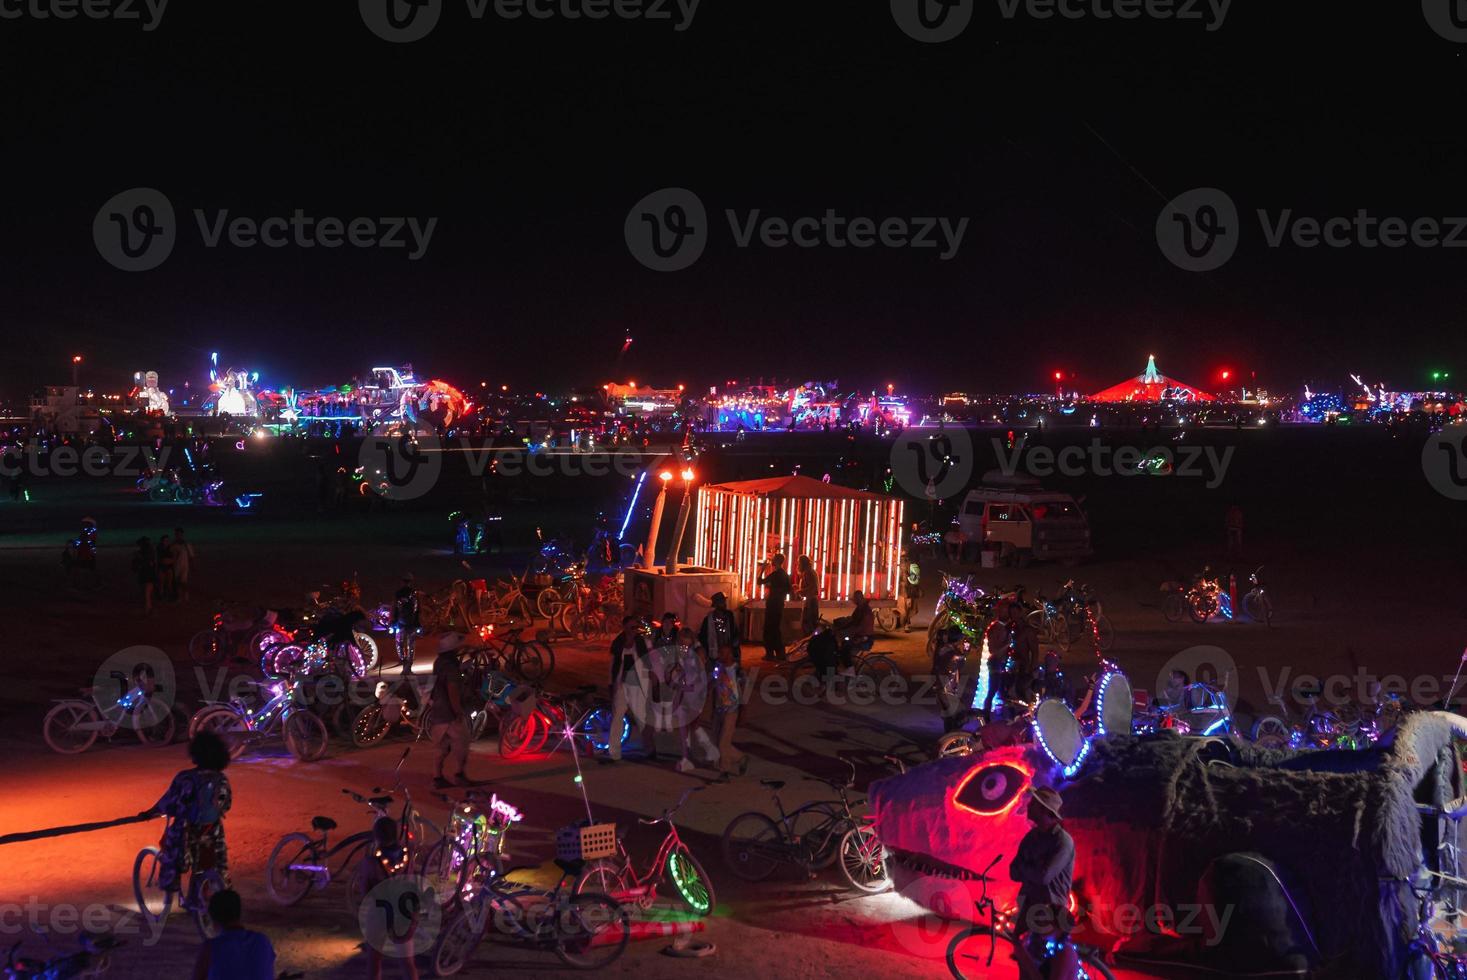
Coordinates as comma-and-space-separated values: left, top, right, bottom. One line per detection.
1089, 355, 1216, 403
134, 371, 170, 414
692, 475, 904, 603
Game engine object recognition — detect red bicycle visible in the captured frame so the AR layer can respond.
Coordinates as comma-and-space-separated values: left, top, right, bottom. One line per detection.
572, 786, 716, 916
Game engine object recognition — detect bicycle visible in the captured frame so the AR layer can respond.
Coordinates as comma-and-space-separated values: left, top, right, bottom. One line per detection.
535, 562, 586, 620
132, 819, 226, 941
945, 854, 1115, 980
418, 788, 522, 908
1053, 581, 1114, 652
721, 758, 886, 891
498, 685, 628, 759
573, 786, 717, 916
1251, 684, 1357, 750
465, 624, 555, 684
430, 859, 630, 975
42, 666, 178, 754
1242, 564, 1274, 626
1402, 879, 1467, 979
4, 935, 123, 979
189, 675, 330, 762
265, 787, 397, 913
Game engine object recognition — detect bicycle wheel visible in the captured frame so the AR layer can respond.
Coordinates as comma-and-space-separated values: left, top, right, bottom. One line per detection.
554, 892, 630, 969
284, 710, 329, 761
1052, 614, 1072, 651
43, 701, 99, 754
352, 704, 393, 748
720, 812, 784, 882
580, 707, 629, 754
856, 654, 903, 690
191, 870, 225, 940
192, 707, 248, 759
498, 712, 537, 758
836, 826, 890, 893
555, 605, 582, 637
874, 607, 899, 632
1251, 715, 1291, 750
433, 900, 487, 977
133, 847, 173, 923
948, 926, 1020, 979
536, 589, 563, 620
1163, 592, 1186, 623
575, 858, 630, 900
788, 802, 846, 870
131, 698, 177, 747
1092, 615, 1115, 651
189, 628, 226, 666
1187, 594, 1215, 624
353, 632, 380, 672
265, 832, 317, 906
667, 844, 716, 916
417, 837, 470, 909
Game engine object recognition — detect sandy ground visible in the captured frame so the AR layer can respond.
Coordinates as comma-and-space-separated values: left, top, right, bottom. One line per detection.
1, 469, 1463, 978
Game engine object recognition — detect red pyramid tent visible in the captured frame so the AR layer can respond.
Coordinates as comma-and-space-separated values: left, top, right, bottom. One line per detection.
1089, 355, 1216, 403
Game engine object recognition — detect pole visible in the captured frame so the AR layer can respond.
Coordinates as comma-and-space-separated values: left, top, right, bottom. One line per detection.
643, 483, 668, 571
666, 481, 694, 574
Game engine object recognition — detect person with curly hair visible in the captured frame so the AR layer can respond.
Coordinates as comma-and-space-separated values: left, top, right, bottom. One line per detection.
141, 731, 233, 893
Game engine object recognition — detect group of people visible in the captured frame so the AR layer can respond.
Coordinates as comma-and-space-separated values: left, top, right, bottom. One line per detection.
131, 526, 197, 612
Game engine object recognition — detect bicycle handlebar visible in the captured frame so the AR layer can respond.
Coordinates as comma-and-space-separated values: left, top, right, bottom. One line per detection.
639, 785, 704, 825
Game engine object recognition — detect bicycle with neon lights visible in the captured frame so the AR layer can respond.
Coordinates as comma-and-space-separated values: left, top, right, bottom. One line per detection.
42, 665, 178, 754
264, 787, 396, 913
945, 855, 1115, 980
1053, 581, 1114, 652
3, 934, 123, 980
188, 675, 330, 762
417, 788, 522, 908
497, 685, 628, 759
573, 786, 717, 916
430, 859, 630, 975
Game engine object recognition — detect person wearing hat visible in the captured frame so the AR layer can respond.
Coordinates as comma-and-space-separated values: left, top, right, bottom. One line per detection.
389, 574, 422, 674
1009, 786, 1075, 966
426, 632, 474, 789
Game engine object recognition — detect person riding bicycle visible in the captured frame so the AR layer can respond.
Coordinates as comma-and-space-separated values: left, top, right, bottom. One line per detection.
1010, 787, 1079, 978
140, 731, 233, 895
389, 575, 422, 674
831, 590, 875, 678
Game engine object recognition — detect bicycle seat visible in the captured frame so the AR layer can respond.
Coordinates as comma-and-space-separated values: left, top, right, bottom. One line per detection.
759, 779, 785, 790
368, 796, 393, 808
554, 857, 585, 876
311, 816, 337, 832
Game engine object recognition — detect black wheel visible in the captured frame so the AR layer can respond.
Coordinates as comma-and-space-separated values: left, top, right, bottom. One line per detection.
1187, 594, 1214, 624
720, 812, 784, 882
265, 832, 316, 906
947, 926, 1016, 979
432, 902, 485, 976
1092, 615, 1115, 651
935, 731, 979, 758
514, 641, 554, 683
1163, 592, 1185, 623
417, 837, 469, 909
191, 870, 226, 940
189, 628, 226, 667
553, 892, 630, 969
788, 803, 846, 870
130, 698, 176, 747
284, 710, 329, 761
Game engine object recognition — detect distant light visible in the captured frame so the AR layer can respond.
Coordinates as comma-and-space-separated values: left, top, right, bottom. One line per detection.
1053, 371, 1062, 381
72, 355, 83, 364
1221, 370, 1231, 381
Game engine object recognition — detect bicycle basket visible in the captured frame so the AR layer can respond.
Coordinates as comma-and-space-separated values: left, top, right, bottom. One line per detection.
555, 823, 618, 862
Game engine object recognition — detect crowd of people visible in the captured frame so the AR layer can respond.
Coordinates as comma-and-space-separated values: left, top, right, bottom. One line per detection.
130, 526, 197, 613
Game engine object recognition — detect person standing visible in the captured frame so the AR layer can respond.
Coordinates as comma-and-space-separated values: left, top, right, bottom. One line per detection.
711, 639, 749, 779
132, 536, 158, 614
191, 890, 276, 980
426, 633, 474, 789
899, 554, 922, 632
758, 555, 792, 661
651, 611, 680, 647
157, 534, 177, 603
141, 732, 233, 894
696, 592, 741, 669
608, 617, 656, 762
795, 555, 820, 637
389, 575, 422, 674
171, 527, 196, 602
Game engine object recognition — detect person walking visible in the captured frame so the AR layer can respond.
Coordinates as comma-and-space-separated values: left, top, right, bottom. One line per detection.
758, 555, 792, 661
132, 536, 158, 614
711, 639, 749, 780
608, 616, 656, 762
191, 890, 276, 980
426, 633, 475, 789
157, 534, 177, 603
171, 527, 196, 602
389, 575, 422, 674
795, 555, 820, 637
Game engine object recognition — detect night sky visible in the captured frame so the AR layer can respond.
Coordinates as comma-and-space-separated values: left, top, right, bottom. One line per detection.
3, 2, 1466, 399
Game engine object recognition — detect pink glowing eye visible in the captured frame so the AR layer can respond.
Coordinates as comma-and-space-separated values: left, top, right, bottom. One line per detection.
956, 764, 1026, 814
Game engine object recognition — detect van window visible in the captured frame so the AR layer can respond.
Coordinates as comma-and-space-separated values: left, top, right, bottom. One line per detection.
1032, 501, 1077, 521
963, 499, 984, 515
989, 505, 1015, 522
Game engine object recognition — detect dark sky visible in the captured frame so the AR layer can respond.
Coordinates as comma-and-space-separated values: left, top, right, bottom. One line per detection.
3, 1, 1466, 400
